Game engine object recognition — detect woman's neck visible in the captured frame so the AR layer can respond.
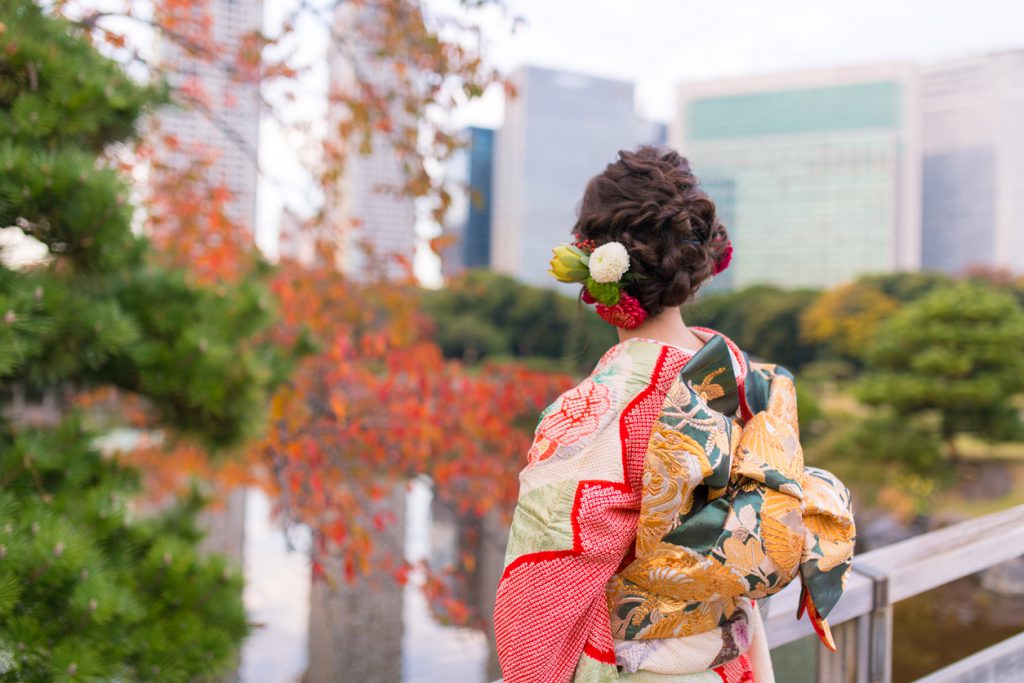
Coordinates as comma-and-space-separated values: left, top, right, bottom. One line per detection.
616, 306, 707, 351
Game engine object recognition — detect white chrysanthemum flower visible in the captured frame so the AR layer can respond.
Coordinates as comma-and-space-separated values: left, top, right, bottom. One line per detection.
589, 242, 630, 283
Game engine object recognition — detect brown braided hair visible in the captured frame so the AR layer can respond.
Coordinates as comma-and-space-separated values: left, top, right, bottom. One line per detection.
572, 146, 729, 318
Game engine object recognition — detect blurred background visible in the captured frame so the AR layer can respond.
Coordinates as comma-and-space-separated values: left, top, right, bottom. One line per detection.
1, 1, 1023, 681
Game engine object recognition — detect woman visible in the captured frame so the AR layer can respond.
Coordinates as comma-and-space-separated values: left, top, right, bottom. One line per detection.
492, 147, 855, 683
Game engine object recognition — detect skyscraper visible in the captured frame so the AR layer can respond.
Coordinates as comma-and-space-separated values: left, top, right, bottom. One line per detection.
437, 126, 494, 278
491, 66, 663, 287
156, 0, 263, 233
327, 5, 417, 280
673, 64, 922, 290
463, 127, 496, 270
921, 49, 1024, 275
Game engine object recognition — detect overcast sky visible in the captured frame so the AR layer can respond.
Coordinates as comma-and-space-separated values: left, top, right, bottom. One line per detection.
451, 0, 1024, 126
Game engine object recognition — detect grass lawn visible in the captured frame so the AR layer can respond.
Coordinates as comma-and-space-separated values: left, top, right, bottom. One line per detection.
933, 460, 1024, 518
955, 434, 1024, 461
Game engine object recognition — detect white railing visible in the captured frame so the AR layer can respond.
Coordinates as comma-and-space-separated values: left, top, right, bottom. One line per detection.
766, 504, 1024, 683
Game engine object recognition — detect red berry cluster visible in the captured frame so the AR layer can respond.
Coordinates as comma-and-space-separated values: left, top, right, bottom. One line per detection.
572, 238, 597, 253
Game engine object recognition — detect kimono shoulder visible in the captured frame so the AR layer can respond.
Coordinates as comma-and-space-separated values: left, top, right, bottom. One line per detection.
522, 338, 680, 477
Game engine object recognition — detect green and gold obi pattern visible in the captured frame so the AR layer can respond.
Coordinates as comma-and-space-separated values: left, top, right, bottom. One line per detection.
606, 334, 855, 645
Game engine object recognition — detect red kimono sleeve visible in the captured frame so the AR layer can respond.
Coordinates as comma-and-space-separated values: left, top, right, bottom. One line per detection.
493, 482, 641, 682
492, 345, 681, 682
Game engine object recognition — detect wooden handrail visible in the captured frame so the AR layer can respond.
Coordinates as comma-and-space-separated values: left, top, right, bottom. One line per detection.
765, 504, 1024, 683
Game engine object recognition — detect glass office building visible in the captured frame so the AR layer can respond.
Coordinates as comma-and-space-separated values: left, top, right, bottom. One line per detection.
921, 50, 1024, 276
463, 127, 495, 269
491, 66, 664, 287
674, 65, 921, 290
440, 127, 495, 276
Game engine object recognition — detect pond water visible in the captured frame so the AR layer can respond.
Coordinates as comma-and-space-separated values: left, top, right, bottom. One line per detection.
238, 483, 489, 683
892, 574, 1024, 682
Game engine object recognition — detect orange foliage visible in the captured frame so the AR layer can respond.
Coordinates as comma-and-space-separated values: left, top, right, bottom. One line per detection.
60, 0, 557, 626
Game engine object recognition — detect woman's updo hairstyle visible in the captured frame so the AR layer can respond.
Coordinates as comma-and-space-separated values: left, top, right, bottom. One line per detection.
572, 146, 729, 318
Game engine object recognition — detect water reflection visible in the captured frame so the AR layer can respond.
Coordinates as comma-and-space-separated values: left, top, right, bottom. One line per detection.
240, 489, 310, 682
893, 574, 1024, 682
237, 482, 492, 682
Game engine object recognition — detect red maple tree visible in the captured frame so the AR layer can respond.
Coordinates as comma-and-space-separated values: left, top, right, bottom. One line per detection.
56, 0, 572, 627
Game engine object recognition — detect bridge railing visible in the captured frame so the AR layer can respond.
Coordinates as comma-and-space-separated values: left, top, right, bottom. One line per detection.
766, 503, 1024, 683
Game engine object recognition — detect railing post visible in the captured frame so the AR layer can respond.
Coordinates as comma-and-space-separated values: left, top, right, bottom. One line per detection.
855, 562, 893, 683
815, 616, 867, 683
768, 507, 1024, 683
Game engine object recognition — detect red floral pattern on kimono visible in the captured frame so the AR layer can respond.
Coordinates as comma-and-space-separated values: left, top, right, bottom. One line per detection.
528, 378, 611, 463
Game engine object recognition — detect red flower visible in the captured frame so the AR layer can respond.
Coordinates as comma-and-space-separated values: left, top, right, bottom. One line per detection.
596, 292, 647, 329
713, 243, 733, 275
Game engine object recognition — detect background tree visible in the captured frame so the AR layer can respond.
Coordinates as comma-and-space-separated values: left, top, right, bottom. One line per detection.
423, 270, 617, 372
52, 0, 568, 626
799, 280, 900, 364
0, 2, 285, 678
857, 282, 1024, 460
686, 285, 823, 370
859, 271, 953, 303
964, 265, 1024, 310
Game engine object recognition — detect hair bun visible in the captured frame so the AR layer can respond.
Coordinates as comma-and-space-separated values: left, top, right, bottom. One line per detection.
572, 146, 728, 317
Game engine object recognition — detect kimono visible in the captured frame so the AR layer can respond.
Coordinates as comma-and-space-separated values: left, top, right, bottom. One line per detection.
493, 327, 856, 683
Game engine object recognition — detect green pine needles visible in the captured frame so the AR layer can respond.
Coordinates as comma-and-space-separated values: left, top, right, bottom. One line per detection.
0, 1, 285, 679
0, 419, 249, 681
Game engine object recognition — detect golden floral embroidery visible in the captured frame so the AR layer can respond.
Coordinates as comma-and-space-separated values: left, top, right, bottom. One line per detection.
636, 598, 731, 639
734, 412, 804, 483
638, 423, 711, 555
611, 543, 748, 639
620, 544, 748, 606
606, 579, 670, 639
804, 513, 856, 572
803, 469, 856, 572
768, 375, 800, 437
761, 495, 803, 577
721, 530, 769, 578
692, 366, 727, 402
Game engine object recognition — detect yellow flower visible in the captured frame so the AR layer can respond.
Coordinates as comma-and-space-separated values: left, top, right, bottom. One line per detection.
548, 244, 589, 283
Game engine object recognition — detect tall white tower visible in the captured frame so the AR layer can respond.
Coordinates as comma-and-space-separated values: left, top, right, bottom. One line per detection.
155, 0, 263, 234
326, 4, 417, 280
490, 66, 659, 288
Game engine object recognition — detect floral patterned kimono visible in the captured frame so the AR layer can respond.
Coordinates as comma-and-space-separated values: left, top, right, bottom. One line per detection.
493, 328, 856, 683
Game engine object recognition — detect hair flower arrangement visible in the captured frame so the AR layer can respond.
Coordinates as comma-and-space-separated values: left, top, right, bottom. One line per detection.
548, 240, 648, 329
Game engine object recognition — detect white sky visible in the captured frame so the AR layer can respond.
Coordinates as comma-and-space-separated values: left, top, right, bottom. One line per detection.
450, 0, 1024, 126
256, 0, 1024, 274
